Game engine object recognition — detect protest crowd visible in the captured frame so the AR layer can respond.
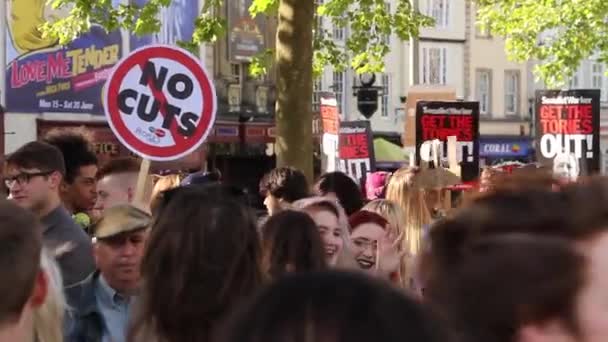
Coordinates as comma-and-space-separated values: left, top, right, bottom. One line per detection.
2, 126, 608, 342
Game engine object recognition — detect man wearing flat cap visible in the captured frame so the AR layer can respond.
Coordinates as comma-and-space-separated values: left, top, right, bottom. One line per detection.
65, 205, 151, 342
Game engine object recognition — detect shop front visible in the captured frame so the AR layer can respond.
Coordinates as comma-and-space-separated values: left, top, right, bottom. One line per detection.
479, 136, 535, 167
36, 119, 207, 172
207, 120, 276, 210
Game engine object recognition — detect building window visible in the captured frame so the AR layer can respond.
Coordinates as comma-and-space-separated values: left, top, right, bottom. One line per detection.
314, 0, 324, 38
593, 63, 604, 90
381, 74, 390, 117
505, 70, 520, 116
333, 18, 345, 40
476, 69, 492, 116
333, 71, 344, 114
313, 78, 323, 113
427, 0, 449, 28
593, 64, 603, 88
382, 3, 391, 45
422, 47, 447, 85
231, 63, 241, 84
475, 11, 491, 38
568, 69, 580, 89
333, 26, 344, 40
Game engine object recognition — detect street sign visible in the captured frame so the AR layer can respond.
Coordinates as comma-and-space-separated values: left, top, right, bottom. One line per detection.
103, 45, 216, 161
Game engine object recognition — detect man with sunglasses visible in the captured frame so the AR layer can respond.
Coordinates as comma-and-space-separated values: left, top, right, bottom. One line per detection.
4, 141, 95, 287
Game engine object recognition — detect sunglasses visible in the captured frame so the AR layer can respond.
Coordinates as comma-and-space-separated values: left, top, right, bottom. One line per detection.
4, 171, 54, 188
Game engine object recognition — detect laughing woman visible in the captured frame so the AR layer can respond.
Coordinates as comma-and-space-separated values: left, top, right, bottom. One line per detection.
363, 199, 412, 289
292, 197, 354, 268
348, 210, 403, 284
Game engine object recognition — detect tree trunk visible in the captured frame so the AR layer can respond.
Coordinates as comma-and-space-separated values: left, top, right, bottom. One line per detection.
275, 0, 314, 181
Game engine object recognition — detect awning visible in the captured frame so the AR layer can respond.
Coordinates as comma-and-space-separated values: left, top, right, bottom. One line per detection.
242, 122, 275, 144
209, 121, 240, 143
207, 121, 275, 144
374, 138, 407, 168
479, 138, 533, 158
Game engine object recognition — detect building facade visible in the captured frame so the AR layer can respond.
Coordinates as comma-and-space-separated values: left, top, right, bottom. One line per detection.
466, 1, 534, 166
1, 0, 282, 189
418, 0, 466, 98
313, 0, 410, 146
2, 0, 215, 172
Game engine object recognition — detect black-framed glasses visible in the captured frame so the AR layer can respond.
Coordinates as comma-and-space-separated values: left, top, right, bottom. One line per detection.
4, 171, 54, 188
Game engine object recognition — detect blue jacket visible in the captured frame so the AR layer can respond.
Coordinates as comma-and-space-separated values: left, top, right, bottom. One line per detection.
64, 271, 105, 342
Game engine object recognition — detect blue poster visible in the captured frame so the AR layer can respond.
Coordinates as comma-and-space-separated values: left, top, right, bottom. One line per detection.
130, 0, 198, 50
5, 0, 123, 114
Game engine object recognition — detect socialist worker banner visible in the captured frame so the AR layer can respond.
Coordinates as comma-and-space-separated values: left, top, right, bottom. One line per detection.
338, 121, 376, 184
535, 90, 601, 180
415, 101, 480, 182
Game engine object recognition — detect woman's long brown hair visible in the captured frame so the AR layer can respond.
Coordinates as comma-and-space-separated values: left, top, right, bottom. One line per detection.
128, 185, 264, 342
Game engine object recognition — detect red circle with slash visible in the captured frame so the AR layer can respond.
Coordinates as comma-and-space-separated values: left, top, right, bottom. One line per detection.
104, 45, 216, 161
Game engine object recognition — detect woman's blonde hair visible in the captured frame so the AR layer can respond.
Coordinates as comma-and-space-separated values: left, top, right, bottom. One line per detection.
150, 174, 183, 215
363, 199, 411, 289
385, 167, 432, 257
34, 248, 66, 342
363, 199, 405, 236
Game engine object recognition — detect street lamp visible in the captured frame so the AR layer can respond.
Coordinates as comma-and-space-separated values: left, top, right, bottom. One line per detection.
353, 73, 383, 119
359, 73, 376, 87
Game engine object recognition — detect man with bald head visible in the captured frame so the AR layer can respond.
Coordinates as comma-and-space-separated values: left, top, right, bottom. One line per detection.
94, 158, 141, 214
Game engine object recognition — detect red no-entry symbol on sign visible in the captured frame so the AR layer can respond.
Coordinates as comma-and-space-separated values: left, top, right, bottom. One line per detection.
103, 45, 216, 161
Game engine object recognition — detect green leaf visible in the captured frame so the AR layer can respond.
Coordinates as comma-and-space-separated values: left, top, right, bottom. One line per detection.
40, 0, 435, 79
250, 0, 279, 16
249, 49, 275, 78
476, 0, 608, 87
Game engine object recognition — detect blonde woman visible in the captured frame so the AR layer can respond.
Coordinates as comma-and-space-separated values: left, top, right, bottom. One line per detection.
34, 248, 67, 342
363, 199, 412, 289
385, 167, 432, 257
292, 197, 355, 269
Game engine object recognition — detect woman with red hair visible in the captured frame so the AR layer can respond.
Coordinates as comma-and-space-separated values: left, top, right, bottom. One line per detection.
348, 210, 403, 283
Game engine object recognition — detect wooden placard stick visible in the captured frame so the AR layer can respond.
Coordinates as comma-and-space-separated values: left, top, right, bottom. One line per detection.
446, 136, 461, 210
134, 159, 151, 206
447, 136, 461, 179
432, 139, 441, 169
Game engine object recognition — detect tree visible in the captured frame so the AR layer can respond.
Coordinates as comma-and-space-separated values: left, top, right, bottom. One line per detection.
42, 0, 432, 180
476, 0, 608, 87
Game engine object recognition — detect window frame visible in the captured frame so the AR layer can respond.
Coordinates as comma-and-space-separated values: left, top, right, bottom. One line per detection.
332, 71, 345, 114
422, 46, 447, 85
427, 0, 449, 28
312, 77, 323, 113
476, 69, 492, 117
381, 74, 391, 118
504, 70, 521, 117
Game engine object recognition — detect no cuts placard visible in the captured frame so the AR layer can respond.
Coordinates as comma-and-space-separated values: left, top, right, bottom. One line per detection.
103, 45, 217, 161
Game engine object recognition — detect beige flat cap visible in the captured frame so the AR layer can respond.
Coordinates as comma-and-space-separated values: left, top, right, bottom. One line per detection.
94, 205, 152, 240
